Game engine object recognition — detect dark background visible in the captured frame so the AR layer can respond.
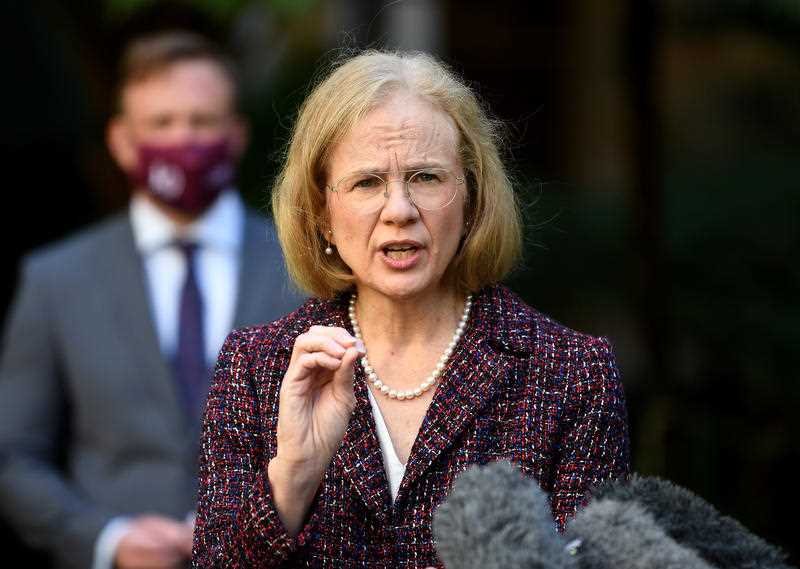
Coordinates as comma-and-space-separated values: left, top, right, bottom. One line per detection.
2, 0, 798, 565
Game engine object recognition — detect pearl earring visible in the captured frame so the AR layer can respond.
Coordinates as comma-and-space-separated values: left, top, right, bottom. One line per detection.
325, 230, 333, 255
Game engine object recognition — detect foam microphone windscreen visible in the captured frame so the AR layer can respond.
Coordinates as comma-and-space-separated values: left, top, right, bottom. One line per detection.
589, 475, 793, 569
565, 499, 715, 569
432, 461, 575, 569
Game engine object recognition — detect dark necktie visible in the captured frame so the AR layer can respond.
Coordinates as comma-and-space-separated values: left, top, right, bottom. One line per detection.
173, 241, 207, 424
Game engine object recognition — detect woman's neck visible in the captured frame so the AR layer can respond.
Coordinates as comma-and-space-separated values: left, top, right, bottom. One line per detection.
352, 286, 465, 349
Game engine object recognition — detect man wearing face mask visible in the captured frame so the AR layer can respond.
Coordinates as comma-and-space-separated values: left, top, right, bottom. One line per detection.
0, 31, 302, 569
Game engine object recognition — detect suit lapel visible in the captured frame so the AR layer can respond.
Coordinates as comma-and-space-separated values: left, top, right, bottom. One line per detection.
232, 213, 267, 329
99, 216, 185, 434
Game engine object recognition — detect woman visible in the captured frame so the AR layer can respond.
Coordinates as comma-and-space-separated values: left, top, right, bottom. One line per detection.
192, 50, 630, 568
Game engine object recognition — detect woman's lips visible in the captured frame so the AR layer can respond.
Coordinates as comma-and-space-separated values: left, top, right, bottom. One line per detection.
380, 245, 422, 269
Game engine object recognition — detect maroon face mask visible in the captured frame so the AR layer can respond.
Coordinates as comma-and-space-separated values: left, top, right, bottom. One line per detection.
130, 139, 235, 215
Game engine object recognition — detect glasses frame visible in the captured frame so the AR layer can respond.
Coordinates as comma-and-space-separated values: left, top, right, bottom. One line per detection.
326, 168, 465, 214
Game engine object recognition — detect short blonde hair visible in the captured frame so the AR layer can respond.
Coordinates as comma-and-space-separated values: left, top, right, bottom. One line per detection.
272, 50, 522, 299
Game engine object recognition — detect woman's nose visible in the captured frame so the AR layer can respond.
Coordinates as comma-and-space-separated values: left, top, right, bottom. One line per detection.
379, 179, 419, 225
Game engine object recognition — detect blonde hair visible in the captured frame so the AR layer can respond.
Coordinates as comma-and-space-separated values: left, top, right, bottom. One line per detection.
272, 50, 522, 298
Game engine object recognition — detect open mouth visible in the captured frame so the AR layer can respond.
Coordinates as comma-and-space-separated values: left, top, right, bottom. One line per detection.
383, 245, 419, 260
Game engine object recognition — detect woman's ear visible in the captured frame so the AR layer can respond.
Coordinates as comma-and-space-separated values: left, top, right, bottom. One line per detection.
324, 227, 336, 247
321, 199, 337, 246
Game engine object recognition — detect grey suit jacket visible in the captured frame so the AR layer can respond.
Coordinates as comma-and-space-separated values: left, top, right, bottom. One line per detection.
0, 208, 304, 569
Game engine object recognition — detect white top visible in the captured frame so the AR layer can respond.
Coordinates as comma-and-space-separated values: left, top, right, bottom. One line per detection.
367, 389, 407, 502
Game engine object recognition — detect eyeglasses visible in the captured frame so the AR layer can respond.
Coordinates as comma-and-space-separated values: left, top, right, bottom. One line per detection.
327, 168, 465, 214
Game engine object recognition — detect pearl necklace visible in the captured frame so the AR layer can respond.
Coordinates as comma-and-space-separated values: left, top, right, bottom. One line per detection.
348, 293, 473, 401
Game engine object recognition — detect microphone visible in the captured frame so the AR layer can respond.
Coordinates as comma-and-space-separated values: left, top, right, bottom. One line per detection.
588, 475, 793, 569
565, 497, 713, 569
432, 461, 790, 569
432, 461, 576, 569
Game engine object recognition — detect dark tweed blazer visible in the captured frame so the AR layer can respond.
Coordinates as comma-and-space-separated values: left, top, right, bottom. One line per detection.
192, 284, 631, 568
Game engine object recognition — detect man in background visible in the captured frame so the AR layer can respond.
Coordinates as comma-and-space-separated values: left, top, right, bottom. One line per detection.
0, 30, 302, 569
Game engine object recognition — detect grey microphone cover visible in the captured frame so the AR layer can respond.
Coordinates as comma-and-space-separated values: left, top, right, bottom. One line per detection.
590, 475, 792, 569
433, 461, 575, 569
566, 498, 714, 569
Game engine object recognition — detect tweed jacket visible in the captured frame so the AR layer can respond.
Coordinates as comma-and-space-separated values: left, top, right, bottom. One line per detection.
192, 284, 631, 568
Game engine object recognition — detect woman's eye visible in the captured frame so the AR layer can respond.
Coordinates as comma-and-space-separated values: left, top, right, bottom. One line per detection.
350, 177, 381, 191
413, 171, 442, 184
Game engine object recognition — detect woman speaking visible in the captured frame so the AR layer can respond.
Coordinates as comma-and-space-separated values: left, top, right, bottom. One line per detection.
192, 50, 630, 567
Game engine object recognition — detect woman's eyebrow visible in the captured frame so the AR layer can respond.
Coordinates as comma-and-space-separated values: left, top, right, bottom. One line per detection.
362, 162, 445, 173
403, 162, 446, 171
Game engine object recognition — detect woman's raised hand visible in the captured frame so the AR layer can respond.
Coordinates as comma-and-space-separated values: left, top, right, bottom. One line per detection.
276, 325, 363, 469
267, 325, 364, 535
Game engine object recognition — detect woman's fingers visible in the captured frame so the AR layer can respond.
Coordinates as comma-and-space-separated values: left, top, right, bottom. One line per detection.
285, 326, 365, 394
333, 346, 361, 392
296, 351, 343, 372
293, 327, 361, 360
295, 333, 348, 359
308, 325, 360, 349
287, 326, 365, 384
274, 330, 365, 486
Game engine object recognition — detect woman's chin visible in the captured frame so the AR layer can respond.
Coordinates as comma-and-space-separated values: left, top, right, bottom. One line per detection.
356, 272, 448, 302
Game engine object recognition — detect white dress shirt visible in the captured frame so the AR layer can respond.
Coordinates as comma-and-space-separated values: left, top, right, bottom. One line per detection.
130, 189, 244, 365
92, 190, 245, 569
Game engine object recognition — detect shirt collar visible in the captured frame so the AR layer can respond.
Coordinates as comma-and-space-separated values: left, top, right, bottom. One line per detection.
129, 189, 245, 254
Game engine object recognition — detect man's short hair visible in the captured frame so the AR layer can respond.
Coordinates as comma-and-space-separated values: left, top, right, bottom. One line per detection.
115, 30, 239, 111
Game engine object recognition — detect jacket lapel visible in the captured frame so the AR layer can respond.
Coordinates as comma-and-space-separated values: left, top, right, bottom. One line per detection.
398, 285, 534, 502
100, 216, 185, 435
397, 322, 514, 501
333, 371, 393, 521
232, 213, 269, 328
321, 300, 393, 521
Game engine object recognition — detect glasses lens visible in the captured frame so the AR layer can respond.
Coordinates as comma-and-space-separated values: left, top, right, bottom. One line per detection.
408, 168, 457, 210
335, 172, 386, 213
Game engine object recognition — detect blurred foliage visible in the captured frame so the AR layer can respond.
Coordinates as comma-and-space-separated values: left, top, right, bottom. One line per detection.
235, 49, 325, 213
665, 0, 800, 47
104, 0, 317, 21
663, 153, 799, 507
509, 183, 633, 333
508, 149, 798, 546
666, 0, 800, 22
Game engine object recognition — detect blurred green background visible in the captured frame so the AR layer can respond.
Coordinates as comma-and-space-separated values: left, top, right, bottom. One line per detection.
2, 0, 798, 564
